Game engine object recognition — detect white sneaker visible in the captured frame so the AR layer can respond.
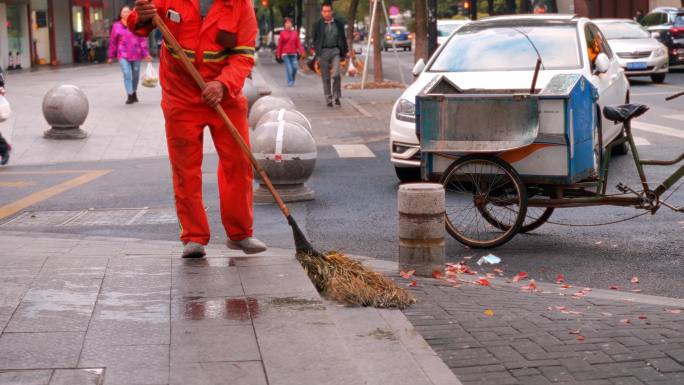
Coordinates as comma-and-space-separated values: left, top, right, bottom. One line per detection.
226, 237, 267, 254
182, 242, 206, 258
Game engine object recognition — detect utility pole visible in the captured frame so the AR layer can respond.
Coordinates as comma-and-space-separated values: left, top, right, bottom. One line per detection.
427, 0, 437, 58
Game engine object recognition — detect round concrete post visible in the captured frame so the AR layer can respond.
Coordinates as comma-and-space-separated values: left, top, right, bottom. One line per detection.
398, 183, 445, 277
248, 96, 295, 128
252, 120, 317, 203
255, 108, 313, 134
243, 77, 260, 109
42, 85, 89, 139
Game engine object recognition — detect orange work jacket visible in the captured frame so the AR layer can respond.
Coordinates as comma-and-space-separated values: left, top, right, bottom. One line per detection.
127, 0, 257, 109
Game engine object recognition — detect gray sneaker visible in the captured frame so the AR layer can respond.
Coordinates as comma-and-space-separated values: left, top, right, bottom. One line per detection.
182, 242, 206, 258
227, 237, 267, 254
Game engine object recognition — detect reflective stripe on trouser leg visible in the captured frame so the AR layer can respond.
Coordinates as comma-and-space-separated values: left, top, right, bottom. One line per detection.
209, 98, 254, 242
163, 107, 211, 245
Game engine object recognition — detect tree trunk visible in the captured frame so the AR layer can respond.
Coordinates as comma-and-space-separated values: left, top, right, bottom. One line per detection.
520, 0, 530, 14
504, 0, 516, 14
371, 0, 383, 83
414, 0, 428, 63
296, 0, 303, 32
487, 0, 494, 15
548, 0, 558, 12
304, 0, 317, 47
347, 0, 360, 56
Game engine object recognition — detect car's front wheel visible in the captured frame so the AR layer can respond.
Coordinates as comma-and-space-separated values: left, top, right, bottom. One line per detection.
651, 73, 666, 84
395, 167, 421, 183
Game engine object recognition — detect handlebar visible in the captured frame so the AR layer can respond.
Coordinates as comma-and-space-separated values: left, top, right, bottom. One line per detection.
666, 90, 684, 101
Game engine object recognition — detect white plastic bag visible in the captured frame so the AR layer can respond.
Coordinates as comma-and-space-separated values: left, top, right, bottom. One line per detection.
142, 62, 159, 88
0, 96, 11, 121
346, 57, 358, 77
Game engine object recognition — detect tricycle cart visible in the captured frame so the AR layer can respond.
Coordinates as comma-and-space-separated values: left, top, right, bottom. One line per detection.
417, 74, 684, 248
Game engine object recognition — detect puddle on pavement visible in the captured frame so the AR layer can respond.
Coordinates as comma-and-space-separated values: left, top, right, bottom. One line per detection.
180, 297, 259, 321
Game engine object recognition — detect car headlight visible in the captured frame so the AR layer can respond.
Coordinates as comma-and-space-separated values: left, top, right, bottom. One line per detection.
395, 99, 415, 123
654, 47, 667, 57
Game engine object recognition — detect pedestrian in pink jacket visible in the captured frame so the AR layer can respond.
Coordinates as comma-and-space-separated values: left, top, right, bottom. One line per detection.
107, 5, 151, 104
276, 18, 305, 87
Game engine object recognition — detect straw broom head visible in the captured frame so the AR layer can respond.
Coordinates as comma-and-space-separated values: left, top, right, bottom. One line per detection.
296, 251, 416, 309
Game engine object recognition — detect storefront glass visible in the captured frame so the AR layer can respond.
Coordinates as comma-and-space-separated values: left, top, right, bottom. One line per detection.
72, 0, 112, 63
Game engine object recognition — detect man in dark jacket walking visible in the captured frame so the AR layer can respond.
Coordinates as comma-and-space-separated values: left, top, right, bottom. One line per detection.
312, 3, 348, 107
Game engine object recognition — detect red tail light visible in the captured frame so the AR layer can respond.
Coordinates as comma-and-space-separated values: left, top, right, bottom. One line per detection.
671, 27, 684, 37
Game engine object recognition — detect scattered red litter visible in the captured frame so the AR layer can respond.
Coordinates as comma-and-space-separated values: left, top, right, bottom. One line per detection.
620, 319, 631, 324
409, 280, 417, 287
513, 271, 528, 282
638, 315, 648, 320
666, 309, 682, 314
399, 270, 415, 279
577, 335, 585, 342
445, 278, 459, 284
556, 274, 566, 284
555, 306, 567, 311
493, 268, 504, 275
609, 285, 619, 290
478, 278, 491, 287
631, 276, 640, 284
432, 270, 443, 279
521, 279, 537, 292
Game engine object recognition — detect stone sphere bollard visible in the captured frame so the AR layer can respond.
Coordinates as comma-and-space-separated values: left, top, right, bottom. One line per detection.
243, 77, 260, 109
42, 85, 89, 139
398, 184, 445, 277
252, 120, 317, 203
255, 108, 312, 134
248, 96, 295, 128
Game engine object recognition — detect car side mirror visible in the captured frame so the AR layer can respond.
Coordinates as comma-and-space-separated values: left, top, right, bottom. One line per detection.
593, 53, 610, 75
412, 58, 426, 76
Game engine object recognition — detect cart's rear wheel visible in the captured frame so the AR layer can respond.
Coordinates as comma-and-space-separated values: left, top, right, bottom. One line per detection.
440, 155, 527, 248
478, 186, 555, 233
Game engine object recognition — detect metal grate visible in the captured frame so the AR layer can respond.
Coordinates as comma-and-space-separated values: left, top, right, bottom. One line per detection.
0, 208, 178, 228
617, 51, 651, 59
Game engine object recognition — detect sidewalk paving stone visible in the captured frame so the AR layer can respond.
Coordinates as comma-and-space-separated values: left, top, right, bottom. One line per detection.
399, 273, 684, 385
0, 232, 461, 385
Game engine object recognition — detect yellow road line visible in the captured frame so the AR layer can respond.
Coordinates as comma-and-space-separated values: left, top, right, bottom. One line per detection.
0, 170, 97, 176
0, 170, 112, 220
0, 181, 35, 188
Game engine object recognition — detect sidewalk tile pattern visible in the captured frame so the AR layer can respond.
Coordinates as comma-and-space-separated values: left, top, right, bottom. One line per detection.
402, 277, 684, 385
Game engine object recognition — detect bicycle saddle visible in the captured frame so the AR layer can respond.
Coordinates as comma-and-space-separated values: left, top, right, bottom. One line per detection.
602, 104, 649, 123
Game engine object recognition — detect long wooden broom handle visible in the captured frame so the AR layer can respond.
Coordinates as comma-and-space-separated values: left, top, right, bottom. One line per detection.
152, 15, 291, 218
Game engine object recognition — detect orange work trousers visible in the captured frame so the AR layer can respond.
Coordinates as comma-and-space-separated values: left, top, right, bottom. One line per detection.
163, 97, 253, 245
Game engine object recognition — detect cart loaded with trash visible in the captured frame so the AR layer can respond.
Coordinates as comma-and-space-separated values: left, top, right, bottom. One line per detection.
416, 72, 684, 248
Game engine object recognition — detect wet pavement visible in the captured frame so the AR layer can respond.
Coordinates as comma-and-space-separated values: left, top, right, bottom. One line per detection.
0, 231, 460, 385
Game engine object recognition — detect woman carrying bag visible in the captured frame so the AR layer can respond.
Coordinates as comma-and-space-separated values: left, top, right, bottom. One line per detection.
276, 18, 305, 87
108, 5, 152, 104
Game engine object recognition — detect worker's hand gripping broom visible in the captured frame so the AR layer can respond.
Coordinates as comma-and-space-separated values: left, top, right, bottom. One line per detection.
152, 15, 414, 308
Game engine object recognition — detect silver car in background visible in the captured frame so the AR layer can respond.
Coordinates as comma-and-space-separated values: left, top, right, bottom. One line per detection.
594, 19, 669, 83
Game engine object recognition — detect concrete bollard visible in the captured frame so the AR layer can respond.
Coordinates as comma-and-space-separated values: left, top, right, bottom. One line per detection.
252, 120, 317, 203
42, 85, 89, 139
243, 77, 260, 109
248, 96, 295, 128
398, 183, 445, 277
255, 108, 313, 134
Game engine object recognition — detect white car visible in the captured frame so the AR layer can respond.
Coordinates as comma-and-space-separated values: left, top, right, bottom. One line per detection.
390, 15, 630, 181
437, 19, 469, 46
594, 19, 669, 83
